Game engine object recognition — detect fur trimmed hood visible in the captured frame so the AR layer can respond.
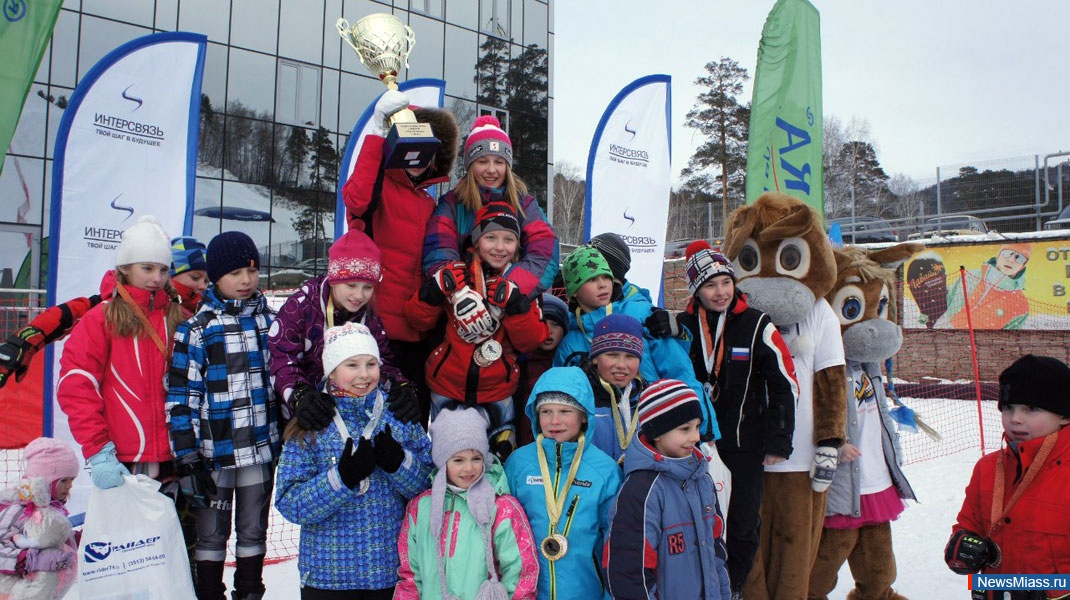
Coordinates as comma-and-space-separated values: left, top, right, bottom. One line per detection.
413, 106, 459, 179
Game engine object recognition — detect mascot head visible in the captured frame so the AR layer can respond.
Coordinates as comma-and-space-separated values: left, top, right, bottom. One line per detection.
722, 192, 837, 325
827, 243, 923, 363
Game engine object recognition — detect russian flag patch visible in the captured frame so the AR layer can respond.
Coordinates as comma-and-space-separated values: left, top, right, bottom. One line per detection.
730, 347, 750, 361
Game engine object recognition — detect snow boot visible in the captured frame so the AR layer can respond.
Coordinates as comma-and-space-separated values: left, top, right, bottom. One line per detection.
232, 554, 266, 600
194, 560, 226, 600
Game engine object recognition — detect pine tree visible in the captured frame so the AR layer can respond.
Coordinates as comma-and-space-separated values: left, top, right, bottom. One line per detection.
285, 127, 309, 186
681, 57, 750, 232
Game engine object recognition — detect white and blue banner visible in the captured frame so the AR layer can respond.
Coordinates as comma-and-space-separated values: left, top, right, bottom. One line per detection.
46, 32, 206, 520
585, 74, 672, 303
334, 78, 446, 239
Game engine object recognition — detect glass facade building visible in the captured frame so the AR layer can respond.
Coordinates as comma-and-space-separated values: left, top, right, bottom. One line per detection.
0, 0, 553, 291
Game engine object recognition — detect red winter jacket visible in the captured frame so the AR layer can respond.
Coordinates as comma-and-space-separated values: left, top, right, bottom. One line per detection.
341, 128, 455, 343
950, 426, 1070, 589
57, 279, 174, 463
405, 289, 548, 405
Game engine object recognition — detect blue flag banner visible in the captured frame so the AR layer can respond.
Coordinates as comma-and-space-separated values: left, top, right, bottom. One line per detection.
585, 75, 672, 303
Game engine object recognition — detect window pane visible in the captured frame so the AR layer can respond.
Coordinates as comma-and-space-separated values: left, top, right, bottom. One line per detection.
221, 179, 273, 266
227, 48, 276, 118
178, 0, 230, 45
10, 85, 48, 158
155, 0, 178, 32
49, 11, 79, 89
410, 0, 444, 19
405, 13, 443, 80
200, 43, 228, 117
523, 0, 547, 50
193, 176, 223, 241
320, 68, 340, 132
83, 0, 153, 27
322, 0, 343, 70
339, 73, 386, 133
447, 0, 478, 31
277, 63, 298, 124
279, 0, 324, 64
223, 115, 275, 185
0, 157, 44, 224
198, 99, 224, 168
444, 25, 477, 100
78, 16, 148, 82
45, 86, 75, 160
479, 0, 510, 38
231, 0, 280, 55
297, 65, 322, 126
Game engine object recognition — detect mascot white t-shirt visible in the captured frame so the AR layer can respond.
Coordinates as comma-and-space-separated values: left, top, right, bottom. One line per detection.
766, 298, 846, 473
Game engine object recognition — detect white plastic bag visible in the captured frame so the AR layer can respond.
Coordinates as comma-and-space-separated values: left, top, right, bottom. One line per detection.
77, 475, 194, 600
703, 442, 732, 534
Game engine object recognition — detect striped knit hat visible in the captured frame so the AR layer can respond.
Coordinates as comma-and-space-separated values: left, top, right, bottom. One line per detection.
590, 314, 644, 359
470, 201, 521, 243
685, 240, 735, 295
589, 232, 631, 282
465, 115, 513, 168
170, 236, 207, 276
636, 379, 703, 440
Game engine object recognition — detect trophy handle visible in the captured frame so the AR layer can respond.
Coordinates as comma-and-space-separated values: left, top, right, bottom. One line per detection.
336, 18, 362, 56
402, 25, 416, 69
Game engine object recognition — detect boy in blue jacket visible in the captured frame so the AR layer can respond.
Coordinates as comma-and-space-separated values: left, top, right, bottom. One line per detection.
604, 379, 731, 599
554, 245, 721, 442
504, 366, 622, 600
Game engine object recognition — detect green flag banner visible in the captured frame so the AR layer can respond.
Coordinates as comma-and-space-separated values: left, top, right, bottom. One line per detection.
745, 0, 823, 215
0, 0, 62, 175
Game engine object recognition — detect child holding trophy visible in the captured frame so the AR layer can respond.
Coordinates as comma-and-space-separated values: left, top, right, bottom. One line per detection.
504, 367, 622, 600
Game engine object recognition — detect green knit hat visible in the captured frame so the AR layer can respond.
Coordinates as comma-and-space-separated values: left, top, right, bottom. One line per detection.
563, 245, 613, 298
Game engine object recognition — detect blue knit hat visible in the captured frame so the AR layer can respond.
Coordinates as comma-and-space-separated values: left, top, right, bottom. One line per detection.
590, 314, 644, 359
541, 293, 568, 328
170, 236, 207, 277
206, 231, 260, 283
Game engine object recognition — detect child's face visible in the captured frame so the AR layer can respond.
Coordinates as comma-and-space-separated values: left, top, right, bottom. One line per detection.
445, 449, 485, 490
653, 418, 702, 458
331, 281, 375, 313
172, 270, 209, 294
469, 155, 508, 188
540, 321, 565, 352
329, 354, 381, 396
696, 275, 735, 313
119, 263, 170, 293
538, 404, 586, 443
1001, 404, 1069, 443
593, 351, 641, 387
475, 230, 519, 271
53, 477, 74, 503
573, 275, 613, 312
215, 266, 259, 300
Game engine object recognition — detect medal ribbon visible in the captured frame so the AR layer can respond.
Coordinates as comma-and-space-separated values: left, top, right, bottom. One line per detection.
601, 378, 638, 452
698, 306, 725, 384
988, 431, 1057, 536
535, 433, 585, 531
574, 304, 612, 343
115, 282, 172, 358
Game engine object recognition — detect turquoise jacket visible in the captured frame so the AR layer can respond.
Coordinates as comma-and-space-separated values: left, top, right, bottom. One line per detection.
504, 367, 622, 600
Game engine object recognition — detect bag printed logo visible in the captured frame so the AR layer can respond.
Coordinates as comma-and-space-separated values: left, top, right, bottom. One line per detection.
83, 536, 162, 563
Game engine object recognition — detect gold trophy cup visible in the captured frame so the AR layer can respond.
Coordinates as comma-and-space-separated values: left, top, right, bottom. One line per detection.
337, 13, 440, 169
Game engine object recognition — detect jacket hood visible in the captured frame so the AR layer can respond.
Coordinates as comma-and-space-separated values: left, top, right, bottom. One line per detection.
623, 431, 709, 482
437, 458, 509, 496
203, 284, 269, 316
525, 366, 597, 438
99, 270, 117, 298
413, 106, 459, 179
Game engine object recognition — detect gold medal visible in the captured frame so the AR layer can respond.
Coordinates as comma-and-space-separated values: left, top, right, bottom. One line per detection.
540, 533, 569, 561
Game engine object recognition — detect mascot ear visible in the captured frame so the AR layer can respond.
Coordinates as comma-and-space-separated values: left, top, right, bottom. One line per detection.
869, 242, 924, 270
833, 248, 854, 274
758, 202, 817, 243
723, 204, 759, 259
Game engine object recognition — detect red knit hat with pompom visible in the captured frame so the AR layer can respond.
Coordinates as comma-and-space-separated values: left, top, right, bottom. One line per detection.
464, 115, 513, 168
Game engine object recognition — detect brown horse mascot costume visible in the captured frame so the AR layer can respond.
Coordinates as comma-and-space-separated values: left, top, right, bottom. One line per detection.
723, 192, 847, 600
807, 243, 922, 600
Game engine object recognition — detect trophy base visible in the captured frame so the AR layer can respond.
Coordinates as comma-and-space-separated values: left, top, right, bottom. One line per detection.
384, 123, 441, 170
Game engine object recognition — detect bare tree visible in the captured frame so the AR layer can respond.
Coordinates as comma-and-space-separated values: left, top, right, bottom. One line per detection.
552, 161, 586, 247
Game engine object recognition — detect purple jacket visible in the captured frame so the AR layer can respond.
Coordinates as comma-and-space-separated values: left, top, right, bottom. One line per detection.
269, 275, 404, 416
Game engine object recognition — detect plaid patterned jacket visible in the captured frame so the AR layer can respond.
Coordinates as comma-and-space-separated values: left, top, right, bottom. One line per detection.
167, 285, 280, 469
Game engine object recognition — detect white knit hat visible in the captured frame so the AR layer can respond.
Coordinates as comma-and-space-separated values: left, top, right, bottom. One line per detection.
429, 407, 491, 469
116, 215, 172, 267
321, 322, 381, 379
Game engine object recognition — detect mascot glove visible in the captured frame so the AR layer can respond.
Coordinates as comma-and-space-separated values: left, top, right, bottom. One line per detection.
809, 445, 839, 493
386, 380, 423, 424
0, 325, 46, 388
451, 287, 497, 341
87, 441, 130, 489
486, 277, 530, 315
645, 308, 685, 339
433, 262, 469, 296
24, 548, 75, 573
292, 383, 336, 431
945, 530, 1001, 574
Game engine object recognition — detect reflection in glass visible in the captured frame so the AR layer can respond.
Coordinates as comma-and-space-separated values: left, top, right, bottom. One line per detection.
193, 176, 223, 241
321, 0, 343, 70
48, 11, 79, 88
444, 26, 477, 100
200, 43, 228, 115
222, 115, 275, 184
155, 0, 178, 32
338, 73, 387, 133
227, 48, 276, 118
77, 16, 148, 81
320, 68, 340, 132
10, 86, 48, 158
0, 157, 44, 224
177, 0, 230, 45
479, 0, 510, 38
279, 0, 325, 64
410, 0, 444, 19
277, 61, 322, 127
83, 0, 154, 28
45, 86, 74, 160
231, 0, 280, 55
406, 13, 444, 80
447, 0, 479, 32
523, 0, 547, 50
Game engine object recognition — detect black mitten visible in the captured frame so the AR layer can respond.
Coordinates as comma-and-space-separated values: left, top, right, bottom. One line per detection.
337, 437, 376, 490
945, 529, 1000, 574
292, 383, 336, 430
373, 425, 406, 473
645, 308, 683, 338
386, 381, 423, 424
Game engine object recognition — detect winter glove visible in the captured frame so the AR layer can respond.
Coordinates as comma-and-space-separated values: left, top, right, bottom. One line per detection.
373, 425, 406, 473
386, 381, 423, 424
452, 287, 497, 342
87, 441, 130, 489
338, 437, 376, 490
0, 325, 46, 388
486, 277, 531, 315
418, 277, 447, 306
945, 530, 1001, 574
432, 261, 468, 296
292, 383, 336, 431
177, 457, 218, 509
645, 308, 685, 339
23, 548, 74, 573
372, 90, 410, 136
810, 444, 839, 493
